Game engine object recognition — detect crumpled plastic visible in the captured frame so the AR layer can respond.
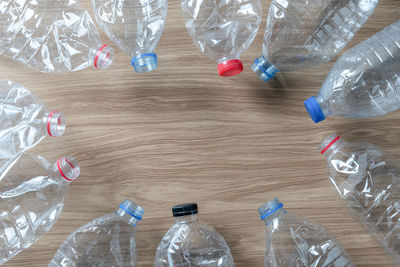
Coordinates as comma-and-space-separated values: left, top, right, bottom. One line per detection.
154, 216, 235, 267
48, 213, 137, 267
0, 0, 106, 72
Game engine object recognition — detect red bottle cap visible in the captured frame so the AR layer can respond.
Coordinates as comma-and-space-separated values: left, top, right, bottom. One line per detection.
217, 59, 243, 76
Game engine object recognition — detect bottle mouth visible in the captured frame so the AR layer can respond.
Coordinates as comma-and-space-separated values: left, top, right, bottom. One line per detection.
258, 198, 283, 220
217, 59, 243, 76
304, 96, 325, 123
319, 134, 340, 155
131, 53, 157, 73
251, 56, 278, 82
94, 44, 114, 70
47, 111, 66, 137
117, 199, 144, 226
56, 156, 80, 181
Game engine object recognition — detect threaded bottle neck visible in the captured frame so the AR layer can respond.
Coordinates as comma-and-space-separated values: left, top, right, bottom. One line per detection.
116, 199, 144, 227
319, 134, 343, 156
45, 111, 66, 137
51, 156, 80, 183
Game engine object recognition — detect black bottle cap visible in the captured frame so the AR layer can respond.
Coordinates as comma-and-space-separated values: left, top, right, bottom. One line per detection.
172, 203, 198, 217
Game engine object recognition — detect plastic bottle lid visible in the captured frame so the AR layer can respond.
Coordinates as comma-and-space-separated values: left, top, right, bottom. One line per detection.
47, 111, 66, 137
172, 203, 198, 217
217, 59, 243, 76
57, 156, 80, 182
304, 96, 325, 123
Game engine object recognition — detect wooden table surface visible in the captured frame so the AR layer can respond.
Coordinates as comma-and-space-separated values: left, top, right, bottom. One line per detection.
1, 0, 400, 266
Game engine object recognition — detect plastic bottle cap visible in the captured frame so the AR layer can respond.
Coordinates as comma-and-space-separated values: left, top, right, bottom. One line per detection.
172, 203, 198, 217
304, 96, 325, 123
218, 60, 243, 76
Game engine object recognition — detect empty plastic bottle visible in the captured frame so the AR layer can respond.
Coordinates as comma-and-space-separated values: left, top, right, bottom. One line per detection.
305, 20, 400, 123
319, 134, 400, 265
154, 203, 235, 267
259, 198, 355, 267
92, 0, 167, 73
48, 199, 143, 267
181, 0, 261, 76
0, 80, 66, 159
0, 0, 114, 73
0, 153, 80, 265
252, 0, 378, 81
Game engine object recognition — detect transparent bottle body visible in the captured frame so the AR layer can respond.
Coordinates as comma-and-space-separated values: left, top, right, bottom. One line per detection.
263, 209, 354, 267
0, 153, 70, 265
323, 138, 400, 264
154, 215, 235, 267
48, 213, 137, 267
262, 0, 378, 72
0, 80, 60, 158
92, 0, 168, 58
0, 0, 111, 73
317, 20, 400, 119
181, 0, 261, 63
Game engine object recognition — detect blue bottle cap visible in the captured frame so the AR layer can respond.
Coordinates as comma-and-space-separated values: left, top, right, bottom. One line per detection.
304, 96, 325, 123
131, 53, 157, 73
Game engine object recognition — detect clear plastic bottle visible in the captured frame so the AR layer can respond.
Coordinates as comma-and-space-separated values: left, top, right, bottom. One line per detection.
92, 0, 167, 73
48, 199, 143, 267
0, 0, 114, 73
0, 80, 66, 159
252, 0, 378, 81
319, 134, 400, 265
305, 20, 400, 123
259, 198, 355, 267
154, 203, 235, 267
0, 153, 80, 265
181, 0, 261, 76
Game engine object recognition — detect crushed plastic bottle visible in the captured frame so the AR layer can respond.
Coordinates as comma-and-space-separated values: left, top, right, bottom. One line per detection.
259, 198, 355, 267
252, 0, 378, 81
48, 199, 143, 267
181, 0, 261, 76
319, 134, 400, 265
92, 0, 167, 73
0, 80, 66, 159
0, 153, 80, 265
305, 20, 400, 123
154, 203, 235, 267
0, 0, 114, 73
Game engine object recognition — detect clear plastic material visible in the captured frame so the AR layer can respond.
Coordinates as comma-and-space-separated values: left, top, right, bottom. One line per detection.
259, 198, 355, 267
181, 0, 262, 76
252, 0, 378, 81
154, 210, 234, 266
92, 0, 167, 73
48, 199, 143, 267
0, 80, 66, 159
320, 134, 400, 265
0, 0, 114, 73
0, 153, 80, 265
305, 20, 400, 123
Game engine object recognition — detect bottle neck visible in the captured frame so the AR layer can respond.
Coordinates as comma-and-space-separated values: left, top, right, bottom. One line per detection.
116, 199, 144, 227
315, 94, 331, 117
319, 134, 343, 157
50, 156, 80, 185
174, 214, 199, 224
43, 111, 66, 137
263, 208, 286, 227
91, 44, 114, 70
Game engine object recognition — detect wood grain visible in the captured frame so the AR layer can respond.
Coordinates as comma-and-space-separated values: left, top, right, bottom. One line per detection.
1, 0, 399, 266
